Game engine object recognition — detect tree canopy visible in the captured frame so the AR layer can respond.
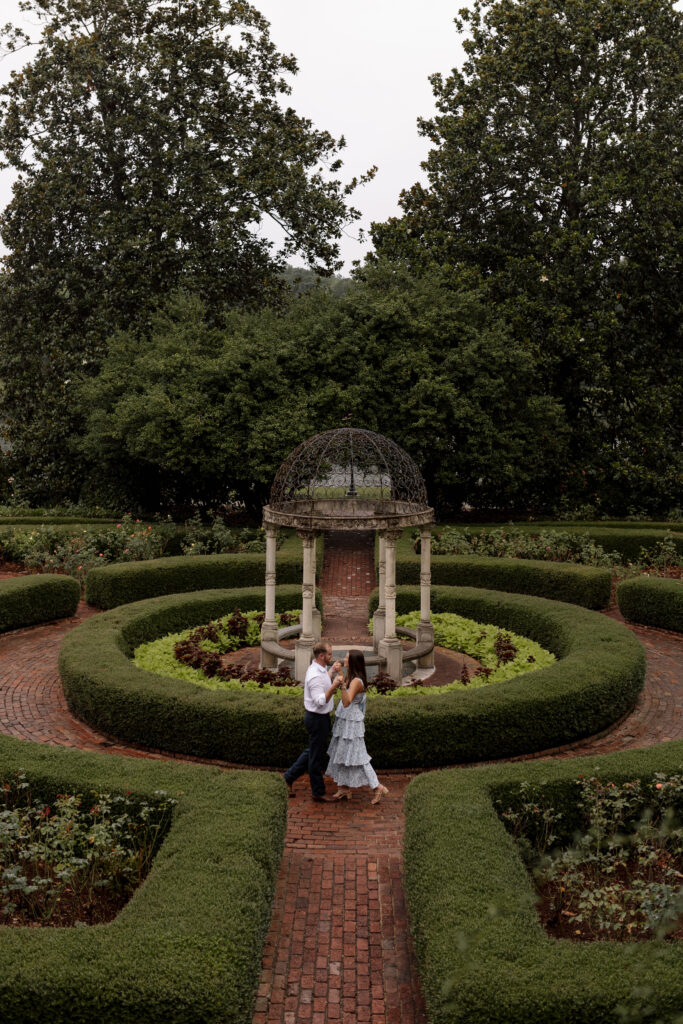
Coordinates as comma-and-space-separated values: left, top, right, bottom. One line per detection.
0, 0, 369, 500
77, 265, 567, 514
373, 0, 682, 514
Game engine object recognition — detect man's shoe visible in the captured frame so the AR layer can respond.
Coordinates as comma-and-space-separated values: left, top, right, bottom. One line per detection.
312, 794, 335, 803
284, 778, 296, 798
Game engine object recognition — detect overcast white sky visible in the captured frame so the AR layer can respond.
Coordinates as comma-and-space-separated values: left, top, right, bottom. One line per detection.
0, 1, 470, 272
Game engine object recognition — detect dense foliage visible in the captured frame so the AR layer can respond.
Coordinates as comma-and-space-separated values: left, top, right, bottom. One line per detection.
372, 0, 683, 515
76, 265, 567, 512
424, 525, 682, 569
0, 514, 270, 584
0, 0, 367, 504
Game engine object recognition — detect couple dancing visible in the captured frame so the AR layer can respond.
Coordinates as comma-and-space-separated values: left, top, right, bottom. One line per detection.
284, 641, 389, 804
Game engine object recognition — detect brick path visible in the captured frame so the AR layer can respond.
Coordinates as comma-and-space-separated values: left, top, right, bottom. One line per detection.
0, 544, 682, 1024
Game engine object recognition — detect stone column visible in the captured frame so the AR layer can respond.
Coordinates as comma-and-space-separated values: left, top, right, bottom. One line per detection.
378, 530, 403, 682
294, 530, 316, 681
260, 524, 279, 668
311, 533, 322, 641
416, 526, 435, 668
372, 531, 386, 651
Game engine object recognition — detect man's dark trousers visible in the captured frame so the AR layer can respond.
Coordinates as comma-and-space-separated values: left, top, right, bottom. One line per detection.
284, 710, 331, 797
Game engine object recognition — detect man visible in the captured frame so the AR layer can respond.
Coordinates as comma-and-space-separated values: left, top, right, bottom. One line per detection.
284, 641, 342, 802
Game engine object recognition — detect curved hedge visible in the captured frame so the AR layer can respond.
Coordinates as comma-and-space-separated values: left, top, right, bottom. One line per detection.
617, 576, 683, 632
0, 574, 80, 633
60, 584, 644, 768
395, 552, 612, 609
85, 533, 321, 609
405, 741, 683, 1024
0, 732, 286, 1024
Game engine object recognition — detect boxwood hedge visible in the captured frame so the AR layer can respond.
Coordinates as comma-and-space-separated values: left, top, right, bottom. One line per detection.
0, 732, 286, 1024
0, 574, 80, 633
404, 741, 683, 1024
60, 584, 644, 768
617, 576, 683, 632
85, 533, 321, 609
393, 542, 611, 609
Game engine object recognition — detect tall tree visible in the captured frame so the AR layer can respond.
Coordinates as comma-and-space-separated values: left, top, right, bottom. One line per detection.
0, 0, 369, 501
373, 0, 682, 514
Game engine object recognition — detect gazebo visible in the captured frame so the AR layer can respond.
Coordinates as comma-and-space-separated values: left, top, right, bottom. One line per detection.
260, 428, 435, 682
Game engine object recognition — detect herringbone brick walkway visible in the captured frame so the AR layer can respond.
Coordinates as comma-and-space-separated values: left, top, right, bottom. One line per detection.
0, 541, 681, 1024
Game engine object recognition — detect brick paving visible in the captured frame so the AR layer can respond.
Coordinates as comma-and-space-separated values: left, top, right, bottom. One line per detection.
0, 541, 682, 1024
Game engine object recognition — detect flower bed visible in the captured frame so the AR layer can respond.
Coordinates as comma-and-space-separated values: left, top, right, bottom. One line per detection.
498, 772, 683, 942
59, 584, 644, 768
395, 610, 555, 686
0, 574, 80, 633
1, 770, 176, 927
0, 515, 290, 589
404, 742, 683, 1024
423, 524, 683, 568
0, 732, 286, 1023
391, 532, 612, 609
85, 531, 319, 609
134, 608, 555, 695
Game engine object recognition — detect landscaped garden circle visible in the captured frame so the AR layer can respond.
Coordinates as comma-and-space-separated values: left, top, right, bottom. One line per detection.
59, 584, 646, 768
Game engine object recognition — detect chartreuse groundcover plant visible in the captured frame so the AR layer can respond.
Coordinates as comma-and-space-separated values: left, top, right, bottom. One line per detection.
0, 732, 286, 1024
135, 607, 555, 694
405, 742, 683, 1024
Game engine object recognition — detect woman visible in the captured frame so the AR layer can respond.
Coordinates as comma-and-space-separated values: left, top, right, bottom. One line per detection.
326, 649, 389, 804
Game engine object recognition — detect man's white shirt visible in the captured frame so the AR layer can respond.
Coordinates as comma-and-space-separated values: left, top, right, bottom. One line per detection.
304, 660, 334, 713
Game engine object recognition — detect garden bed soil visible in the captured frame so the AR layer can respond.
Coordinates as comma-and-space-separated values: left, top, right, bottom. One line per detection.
536, 864, 683, 943
2, 872, 142, 928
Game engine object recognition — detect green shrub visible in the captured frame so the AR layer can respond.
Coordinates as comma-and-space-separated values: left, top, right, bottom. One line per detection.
404, 742, 683, 1024
467, 523, 683, 563
60, 585, 643, 768
85, 531, 312, 609
394, 545, 612, 609
60, 586, 322, 766
0, 731, 286, 1024
617, 576, 683, 632
0, 575, 80, 633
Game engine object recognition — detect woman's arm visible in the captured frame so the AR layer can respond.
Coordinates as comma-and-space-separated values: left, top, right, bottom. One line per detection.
340, 676, 363, 707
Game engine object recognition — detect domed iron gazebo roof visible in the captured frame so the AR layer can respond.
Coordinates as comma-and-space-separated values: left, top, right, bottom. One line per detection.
263, 428, 433, 532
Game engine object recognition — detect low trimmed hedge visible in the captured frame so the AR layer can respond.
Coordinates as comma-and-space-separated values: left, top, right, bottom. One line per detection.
0, 574, 80, 633
404, 741, 683, 1024
85, 532, 320, 609
60, 584, 643, 768
60, 586, 321, 765
0, 731, 286, 1024
617, 576, 683, 632
391, 549, 612, 609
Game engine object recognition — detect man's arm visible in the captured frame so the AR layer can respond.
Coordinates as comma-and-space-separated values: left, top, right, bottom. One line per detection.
308, 667, 340, 706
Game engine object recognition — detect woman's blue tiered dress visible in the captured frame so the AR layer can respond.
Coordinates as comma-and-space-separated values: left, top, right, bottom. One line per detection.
326, 687, 379, 789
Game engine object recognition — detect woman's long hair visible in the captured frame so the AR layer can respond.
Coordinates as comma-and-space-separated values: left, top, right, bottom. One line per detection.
347, 649, 368, 690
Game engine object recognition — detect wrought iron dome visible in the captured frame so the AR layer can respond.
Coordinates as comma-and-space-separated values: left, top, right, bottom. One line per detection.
263, 428, 433, 532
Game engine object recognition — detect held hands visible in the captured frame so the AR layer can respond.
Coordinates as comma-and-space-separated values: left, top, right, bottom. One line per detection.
333, 673, 345, 688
